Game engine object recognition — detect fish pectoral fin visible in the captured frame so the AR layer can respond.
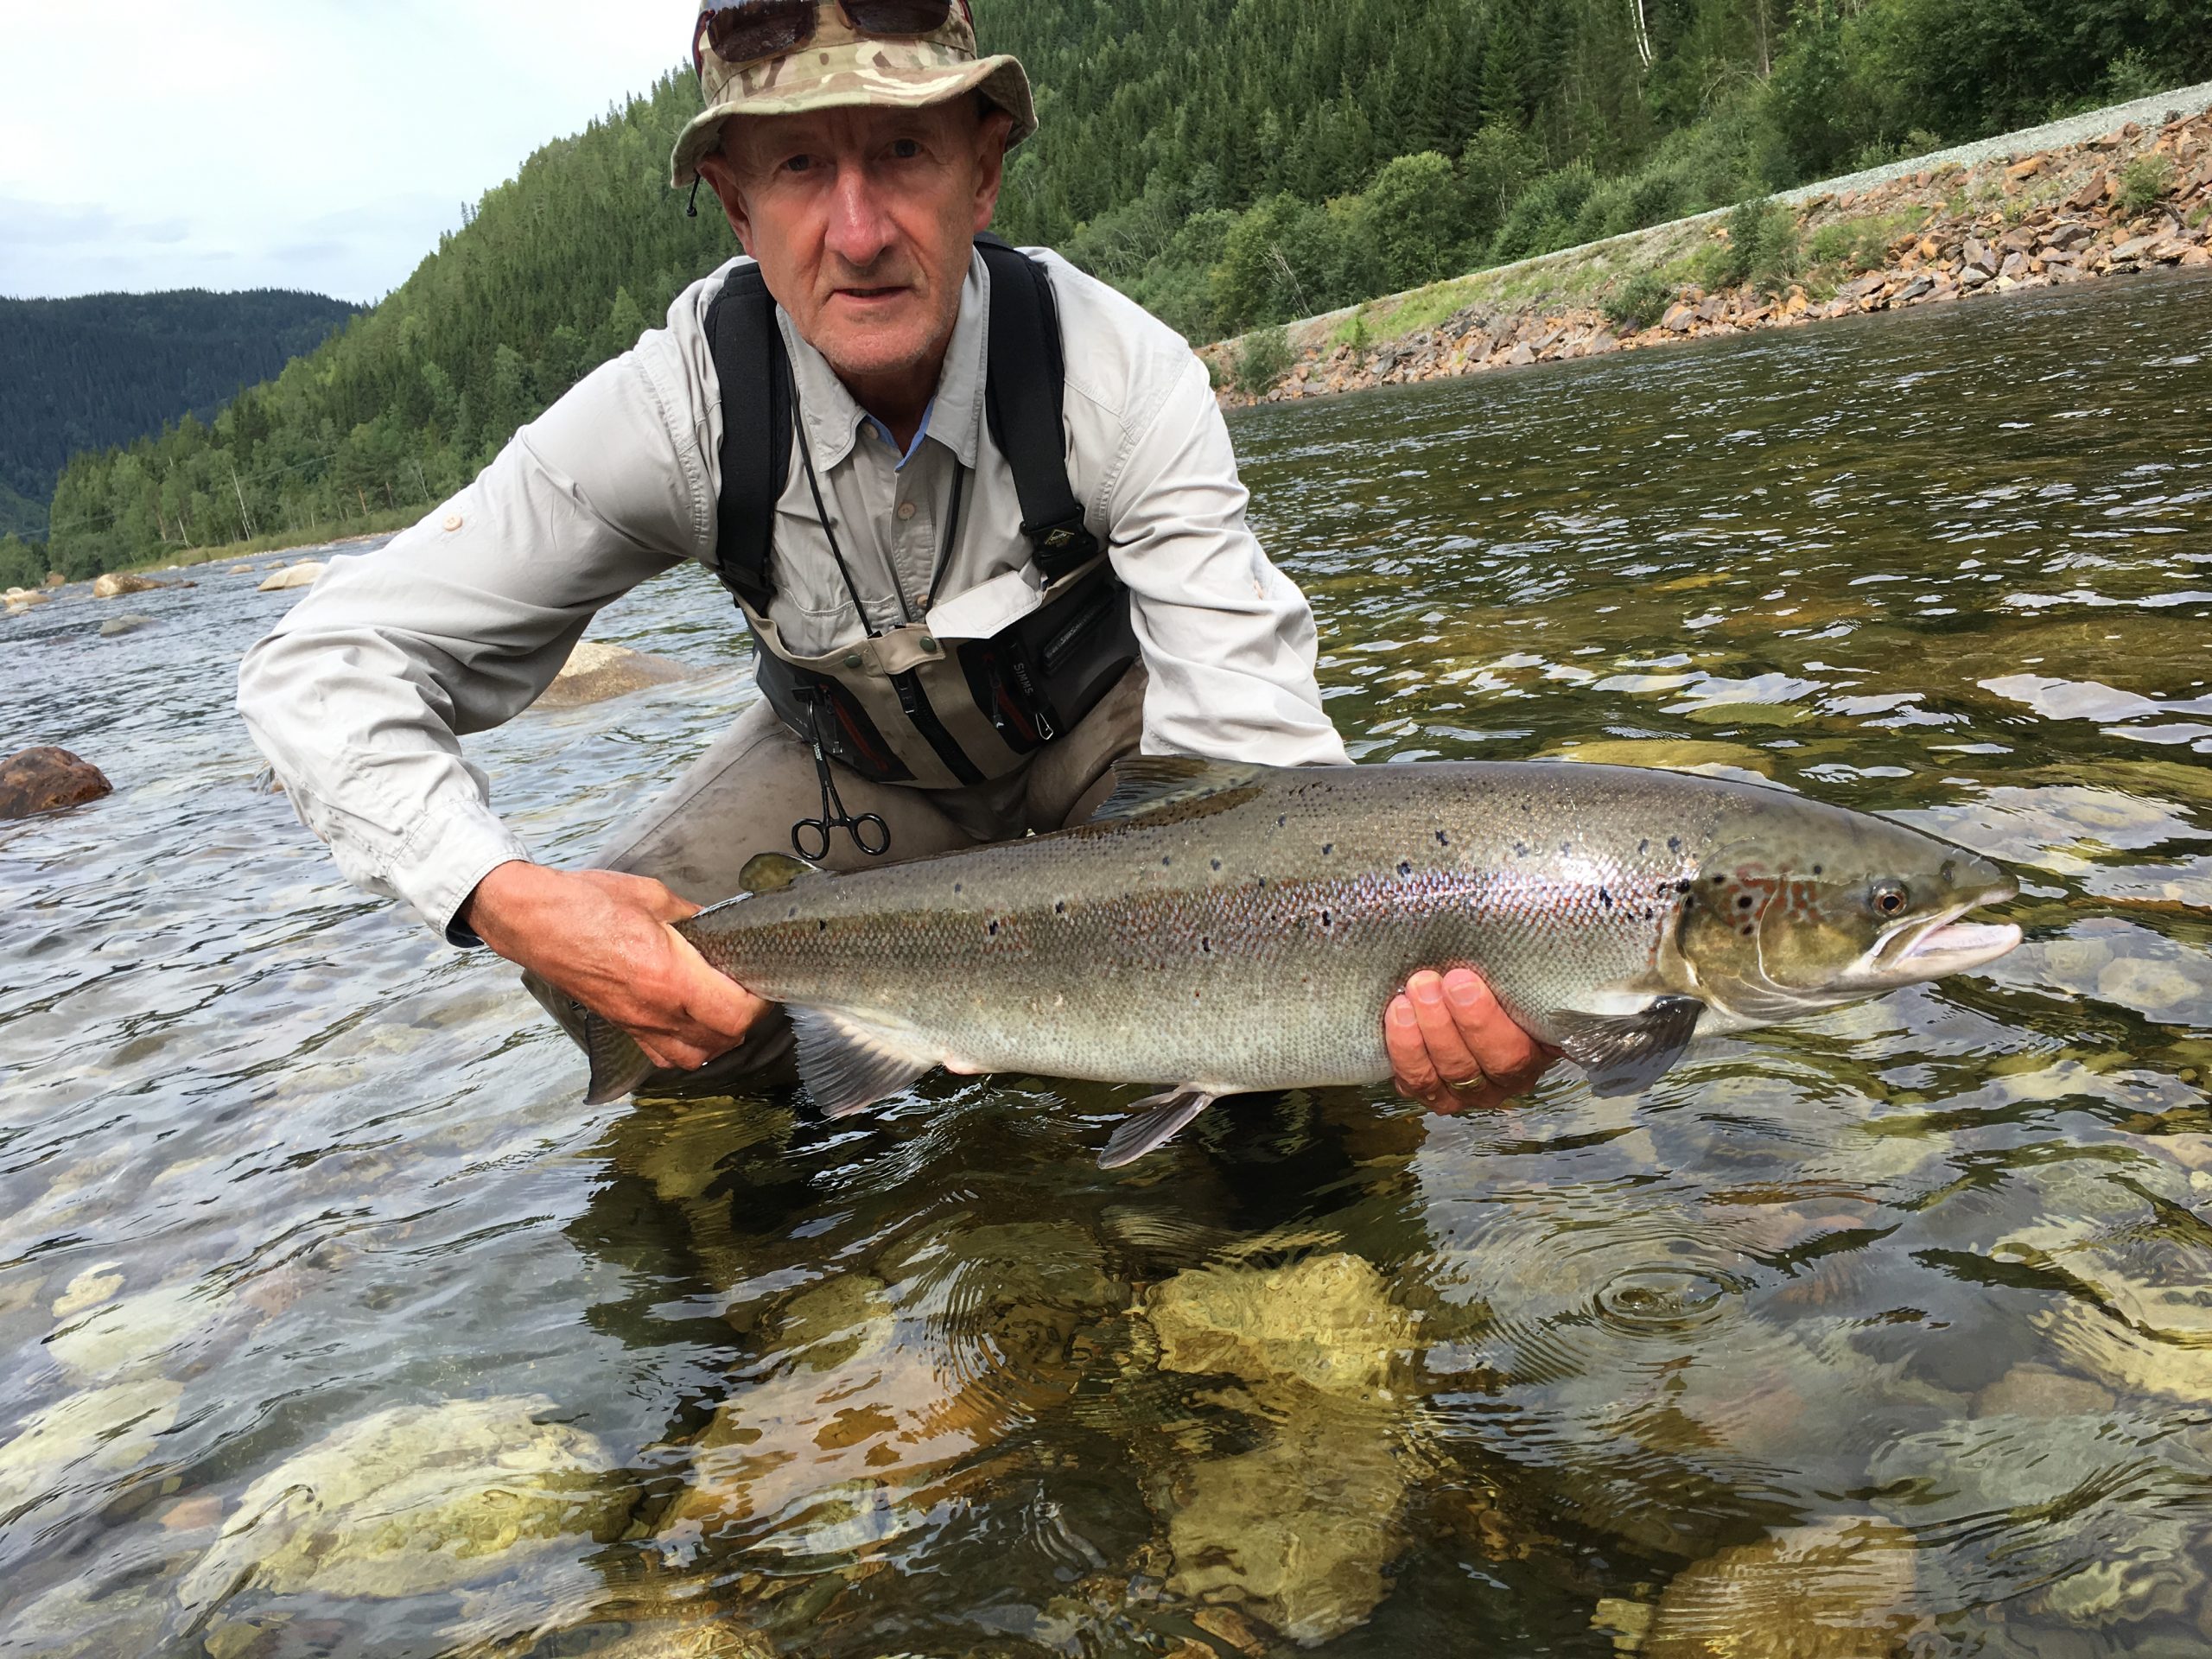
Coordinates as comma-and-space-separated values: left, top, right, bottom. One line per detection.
1550, 996, 1706, 1098
1099, 1088, 1218, 1168
740, 852, 816, 894
582, 1011, 658, 1107
1088, 757, 1267, 824
789, 1007, 937, 1118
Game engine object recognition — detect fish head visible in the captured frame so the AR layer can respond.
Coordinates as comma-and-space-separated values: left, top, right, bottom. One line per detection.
1676, 811, 2020, 1023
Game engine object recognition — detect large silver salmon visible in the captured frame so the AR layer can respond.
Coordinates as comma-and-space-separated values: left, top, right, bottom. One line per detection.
585, 759, 2019, 1164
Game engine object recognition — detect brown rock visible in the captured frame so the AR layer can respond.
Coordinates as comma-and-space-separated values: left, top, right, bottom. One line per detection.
2005, 155, 2047, 183
1502, 341, 1537, 366
1661, 302, 1697, 334
1646, 1518, 1916, 1659
2182, 246, 2212, 266
42, 572, 63, 589
0, 748, 113, 820
1974, 1363, 2115, 1420
91, 572, 162, 600
2067, 173, 2110, 213
1192, 1605, 1274, 1656
537, 641, 698, 709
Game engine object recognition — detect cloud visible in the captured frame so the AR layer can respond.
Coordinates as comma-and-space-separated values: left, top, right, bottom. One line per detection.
0, 2, 690, 302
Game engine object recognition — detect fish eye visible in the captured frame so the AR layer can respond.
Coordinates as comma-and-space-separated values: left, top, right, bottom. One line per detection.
1873, 882, 1910, 917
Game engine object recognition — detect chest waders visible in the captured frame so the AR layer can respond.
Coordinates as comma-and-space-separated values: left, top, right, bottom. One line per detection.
704, 236, 1141, 848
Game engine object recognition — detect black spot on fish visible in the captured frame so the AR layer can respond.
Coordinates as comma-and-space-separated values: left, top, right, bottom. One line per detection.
787, 907, 798, 919
988, 920, 1001, 937
1639, 838, 1650, 854
1055, 901, 1067, 915
1436, 830, 1451, 847
1162, 855, 1173, 868
1514, 842, 1529, 858
1278, 815, 1287, 828
1644, 906, 1656, 920
818, 921, 829, 933
1740, 923, 1756, 937
1560, 841, 1573, 855
1676, 880, 1692, 894
1813, 864, 1824, 875
1713, 874, 1728, 885
1399, 861, 1414, 877
1599, 888, 1613, 909
1738, 895, 1756, 911
1202, 938, 1212, 954
955, 883, 964, 894
1321, 910, 1333, 928
1211, 858, 1223, 871
1669, 837, 1683, 852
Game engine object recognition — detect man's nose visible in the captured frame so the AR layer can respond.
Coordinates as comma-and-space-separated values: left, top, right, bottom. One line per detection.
823, 164, 896, 270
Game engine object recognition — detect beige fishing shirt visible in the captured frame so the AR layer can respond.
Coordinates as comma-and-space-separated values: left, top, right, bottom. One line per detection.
238, 246, 1351, 942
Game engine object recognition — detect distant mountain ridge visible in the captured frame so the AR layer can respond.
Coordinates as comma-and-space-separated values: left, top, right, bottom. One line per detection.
0, 289, 360, 538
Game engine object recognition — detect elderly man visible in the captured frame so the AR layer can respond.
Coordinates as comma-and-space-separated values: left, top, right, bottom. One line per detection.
238, 0, 1549, 1129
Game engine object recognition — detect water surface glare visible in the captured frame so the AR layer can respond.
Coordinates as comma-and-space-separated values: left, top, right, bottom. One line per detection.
2, 270, 2209, 1657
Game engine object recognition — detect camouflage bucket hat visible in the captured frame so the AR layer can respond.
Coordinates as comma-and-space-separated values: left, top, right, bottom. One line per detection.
671, 1, 1038, 188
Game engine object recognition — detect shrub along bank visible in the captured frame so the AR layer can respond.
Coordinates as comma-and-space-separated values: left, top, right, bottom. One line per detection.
1209, 105, 2212, 403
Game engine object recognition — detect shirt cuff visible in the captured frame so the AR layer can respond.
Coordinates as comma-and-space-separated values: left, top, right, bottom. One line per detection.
387, 800, 535, 948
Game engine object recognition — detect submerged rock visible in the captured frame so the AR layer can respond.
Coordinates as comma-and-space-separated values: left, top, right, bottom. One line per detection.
537, 641, 697, 709
92, 572, 162, 599
257, 561, 326, 593
0, 747, 113, 820
47, 1279, 231, 1384
0, 1381, 184, 1517
1644, 1517, 1917, 1658
4, 586, 49, 613
178, 1395, 627, 1606
1164, 1398, 1406, 1648
99, 613, 153, 638
1145, 1252, 1415, 1401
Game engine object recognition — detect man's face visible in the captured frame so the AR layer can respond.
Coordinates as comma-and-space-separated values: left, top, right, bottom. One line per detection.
698, 100, 1012, 390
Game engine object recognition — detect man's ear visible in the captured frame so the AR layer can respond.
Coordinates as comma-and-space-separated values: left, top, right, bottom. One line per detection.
694, 144, 756, 257
969, 105, 1015, 233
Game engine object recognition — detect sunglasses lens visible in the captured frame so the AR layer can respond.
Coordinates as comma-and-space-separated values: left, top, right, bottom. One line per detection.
702, 0, 817, 67
842, 0, 955, 33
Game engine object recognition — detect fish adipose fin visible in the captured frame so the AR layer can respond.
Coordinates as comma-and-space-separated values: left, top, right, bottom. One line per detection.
1099, 1088, 1218, 1168
1090, 757, 1265, 825
1550, 996, 1706, 1097
741, 852, 815, 893
582, 1011, 658, 1107
790, 1007, 937, 1118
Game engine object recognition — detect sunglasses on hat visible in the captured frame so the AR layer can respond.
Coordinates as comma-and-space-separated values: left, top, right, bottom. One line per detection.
693, 0, 963, 76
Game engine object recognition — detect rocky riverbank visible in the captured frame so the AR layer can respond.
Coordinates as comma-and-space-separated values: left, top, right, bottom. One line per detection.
1208, 99, 2212, 405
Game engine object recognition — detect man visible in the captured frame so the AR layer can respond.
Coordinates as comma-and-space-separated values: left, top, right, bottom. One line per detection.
238, 0, 1549, 1125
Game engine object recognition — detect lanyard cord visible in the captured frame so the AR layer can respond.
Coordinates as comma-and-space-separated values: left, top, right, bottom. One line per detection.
787, 357, 878, 637
926, 462, 969, 613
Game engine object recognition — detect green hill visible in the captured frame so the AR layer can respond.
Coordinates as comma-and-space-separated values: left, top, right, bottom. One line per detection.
1, 289, 358, 542
45, 0, 2210, 577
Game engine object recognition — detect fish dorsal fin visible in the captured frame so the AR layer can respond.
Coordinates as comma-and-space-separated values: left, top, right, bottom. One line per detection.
1550, 996, 1706, 1098
789, 1007, 937, 1118
1099, 1088, 1218, 1168
1089, 757, 1267, 825
741, 852, 815, 894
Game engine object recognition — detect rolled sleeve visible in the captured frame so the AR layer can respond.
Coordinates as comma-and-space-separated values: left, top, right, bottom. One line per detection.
1100, 352, 1351, 768
238, 344, 705, 942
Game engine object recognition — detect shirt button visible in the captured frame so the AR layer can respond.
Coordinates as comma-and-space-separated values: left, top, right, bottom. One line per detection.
442, 513, 463, 532
896, 501, 918, 522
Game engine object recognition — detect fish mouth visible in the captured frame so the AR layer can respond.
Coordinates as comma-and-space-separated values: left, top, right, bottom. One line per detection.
1868, 878, 2023, 982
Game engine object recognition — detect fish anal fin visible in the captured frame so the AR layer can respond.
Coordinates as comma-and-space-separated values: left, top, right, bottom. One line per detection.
790, 1007, 937, 1118
583, 1012, 658, 1107
741, 852, 815, 894
1550, 996, 1706, 1098
1099, 1088, 1218, 1168
1086, 757, 1268, 826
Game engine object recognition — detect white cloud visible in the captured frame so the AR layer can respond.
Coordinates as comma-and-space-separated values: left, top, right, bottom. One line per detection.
0, 0, 691, 302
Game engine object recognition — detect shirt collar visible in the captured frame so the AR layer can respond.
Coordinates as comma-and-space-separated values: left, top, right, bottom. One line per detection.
776, 247, 989, 474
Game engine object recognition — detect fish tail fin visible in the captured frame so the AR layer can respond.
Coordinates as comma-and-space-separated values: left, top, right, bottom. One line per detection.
582, 1012, 658, 1107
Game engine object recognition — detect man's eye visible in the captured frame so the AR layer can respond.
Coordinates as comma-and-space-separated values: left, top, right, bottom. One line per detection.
780, 155, 814, 175
891, 139, 922, 160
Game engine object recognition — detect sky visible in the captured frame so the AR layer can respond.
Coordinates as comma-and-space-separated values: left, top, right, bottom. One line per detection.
0, 2, 690, 304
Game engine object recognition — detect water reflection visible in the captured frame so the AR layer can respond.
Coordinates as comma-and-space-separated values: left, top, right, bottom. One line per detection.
0, 270, 2208, 1656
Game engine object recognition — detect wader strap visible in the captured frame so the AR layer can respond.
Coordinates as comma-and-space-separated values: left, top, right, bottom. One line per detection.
974, 234, 1099, 583
704, 264, 788, 613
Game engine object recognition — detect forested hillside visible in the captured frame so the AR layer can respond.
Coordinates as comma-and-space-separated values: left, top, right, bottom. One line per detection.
42, 0, 2210, 578
0, 290, 357, 542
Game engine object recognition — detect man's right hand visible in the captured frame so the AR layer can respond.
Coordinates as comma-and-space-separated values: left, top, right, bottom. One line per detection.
462, 861, 769, 1073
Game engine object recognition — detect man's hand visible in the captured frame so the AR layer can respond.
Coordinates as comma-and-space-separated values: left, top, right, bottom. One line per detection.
1386, 969, 1555, 1115
463, 861, 769, 1073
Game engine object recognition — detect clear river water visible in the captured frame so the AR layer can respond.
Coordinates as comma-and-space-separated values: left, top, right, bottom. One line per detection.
1, 269, 2209, 1659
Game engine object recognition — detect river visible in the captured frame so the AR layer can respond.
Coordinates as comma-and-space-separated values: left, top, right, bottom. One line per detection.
1, 269, 2208, 1658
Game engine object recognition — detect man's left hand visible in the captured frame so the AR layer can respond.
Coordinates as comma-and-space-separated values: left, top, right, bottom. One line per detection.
1386, 969, 1556, 1114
